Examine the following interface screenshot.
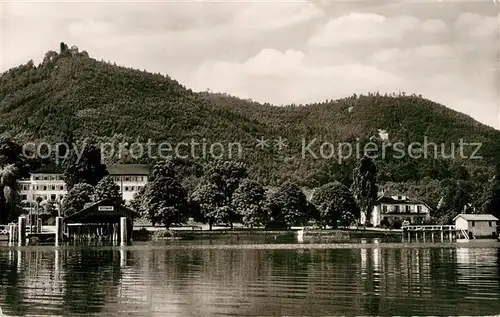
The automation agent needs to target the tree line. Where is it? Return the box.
[128,156,378,230]
[2,134,500,227]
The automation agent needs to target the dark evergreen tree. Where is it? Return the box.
[351,156,378,226]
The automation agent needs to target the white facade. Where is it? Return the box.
[365,195,431,227]
[19,174,67,203]
[18,164,150,211]
[110,175,148,204]
[454,214,498,238]
[107,164,150,205]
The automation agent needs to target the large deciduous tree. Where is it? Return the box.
[266,182,312,229]
[62,183,95,216]
[193,160,248,229]
[93,176,122,204]
[311,182,360,229]
[190,181,226,230]
[232,178,267,228]
[351,156,378,226]
[140,161,188,229]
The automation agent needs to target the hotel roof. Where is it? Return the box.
[30,164,151,175]
[107,164,151,175]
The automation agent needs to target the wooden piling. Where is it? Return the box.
[9,224,15,243]
[55,217,63,246]
[37,218,42,233]
[120,217,127,246]
[120,248,126,267]
[18,217,26,246]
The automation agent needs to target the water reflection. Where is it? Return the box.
[0,244,499,316]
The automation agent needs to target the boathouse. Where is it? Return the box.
[453,214,498,239]
[63,199,135,243]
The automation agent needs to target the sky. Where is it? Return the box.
[1,0,499,128]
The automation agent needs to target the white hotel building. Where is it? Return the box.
[18,164,151,210]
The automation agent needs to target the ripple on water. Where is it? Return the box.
[0,243,499,316]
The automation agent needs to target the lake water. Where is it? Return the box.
[0,240,499,316]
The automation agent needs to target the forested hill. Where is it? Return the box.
[1,44,499,187]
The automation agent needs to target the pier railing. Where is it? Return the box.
[402,225,456,231]
[402,224,458,242]
[0,225,8,235]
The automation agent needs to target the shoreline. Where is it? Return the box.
[132,227,405,242]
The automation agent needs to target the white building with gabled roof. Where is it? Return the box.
[453,214,498,238]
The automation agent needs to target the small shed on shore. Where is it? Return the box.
[454,214,498,238]
[64,199,135,243]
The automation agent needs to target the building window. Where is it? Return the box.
[382,205,387,213]
[59,185,64,191]
[51,185,56,190]
[417,206,422,213]
[489,221,492,227]
[472,221,475,227]
[405,205,411,212]
[395,205,400,212]
[34,176,40,180]
[125,177,130,181]
[124,186,129,191]
[50,194,56,201]
[43,186,47,191]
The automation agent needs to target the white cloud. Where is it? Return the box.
[454,13,498,37]
[68,21,117,37]
[231,1,324,31]
[194,48,403,105]
[307,13,443,47]
[421,19,447,34]
[372,45,453,64]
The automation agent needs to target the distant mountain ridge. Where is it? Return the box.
[1,44,499,187]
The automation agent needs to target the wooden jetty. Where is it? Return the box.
[1,199,134,246]
[63,199,134,245]
[402,225,466,242]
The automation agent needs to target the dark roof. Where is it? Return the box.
[377,196,425,205]
[453,214,499,222]
[29,164,151,176]
[31,164,65,174]
[107,164,151,175]
[64,199,135,223]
